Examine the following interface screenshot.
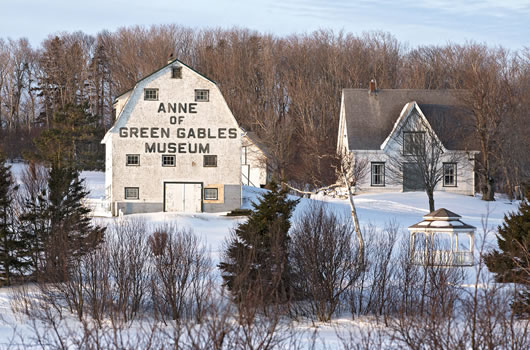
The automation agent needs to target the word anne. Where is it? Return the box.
[157,102,197,114]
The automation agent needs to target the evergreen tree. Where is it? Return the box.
[18,183,50,277]
[39,164,105,280]
[20,103,106,280]
[0,156,27,285]
[219,182,299,304]
[485,189,530,317]
[33,103,104,170]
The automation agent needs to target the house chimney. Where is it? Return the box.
[168,53,175,64]
[369,79,377,93]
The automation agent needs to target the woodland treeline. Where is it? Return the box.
[0,25,529,196]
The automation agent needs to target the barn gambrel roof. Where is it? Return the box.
[113,58,217,102]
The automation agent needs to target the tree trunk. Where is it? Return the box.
[427,189,435,212]
[502,165,513,201]
[341,165,364,269]
[481,175,495,201]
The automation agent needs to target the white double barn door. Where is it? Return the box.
[164,183,202,213]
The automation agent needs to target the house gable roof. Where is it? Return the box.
[380,101,446,151]
[342,89,477,151]
[242,129,271,159]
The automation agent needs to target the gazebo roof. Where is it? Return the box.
[424,208,461,220]
[409,208,476,232]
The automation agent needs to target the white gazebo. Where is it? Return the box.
[409,208,475,266]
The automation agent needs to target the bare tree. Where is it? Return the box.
[290,203,361,322]
[284,151,368,267]
[339,151,369,266]
[149,224,212,323]
[456,45,518,201]
[386,109,466,212]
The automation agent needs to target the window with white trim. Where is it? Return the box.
[126,154,140,166]
[371,162,385,186]
[195,89,209,102]
[204,188,218,200]
[203,155,217,167]
[144,88,158,101]
[125,187,139,200]
[443,163,457,187]
[162,155,176,167]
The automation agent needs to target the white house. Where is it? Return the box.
[102,58,255,215]
[241,130,271,188]
[337,82,478,195]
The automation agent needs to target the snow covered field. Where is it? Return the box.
[9,163,516,233]
[87,171,516,268]
[0,166,522,348]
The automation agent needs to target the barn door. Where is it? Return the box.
[184,184,202,212]
[403,163,425,192]
[164,183,202,212]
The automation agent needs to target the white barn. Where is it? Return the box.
[102,58,260,215]
[337,83,478,195]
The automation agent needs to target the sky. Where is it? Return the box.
[1,0,529,50]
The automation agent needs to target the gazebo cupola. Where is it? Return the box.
[409,208,475,266]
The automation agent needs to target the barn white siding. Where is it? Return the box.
[102,60,242,215]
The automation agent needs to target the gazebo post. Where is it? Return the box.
[425,232,436,265]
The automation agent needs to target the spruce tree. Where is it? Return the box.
[219,182,299,304]
[33,103,104,170]
[18,184,50,277]
[46,165,105,278]
[485,189,530,317]
[0,156,27,285]
[21,103,106,280]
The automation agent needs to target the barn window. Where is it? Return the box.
[443,163,457,187]
[144,88,158,101]
[403,131,425,156]
[195,89,209,102]
[125,187,139,200]
[162,155,176,167]
[126,154,140,166]
[171,66,182,79]
[203,155,217,167]
[204,188,218,200]
[371,162,385,186]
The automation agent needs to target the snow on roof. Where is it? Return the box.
[424,208,462,220]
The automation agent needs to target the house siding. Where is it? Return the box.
[241,135,269,187]
[340,92,477,196]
